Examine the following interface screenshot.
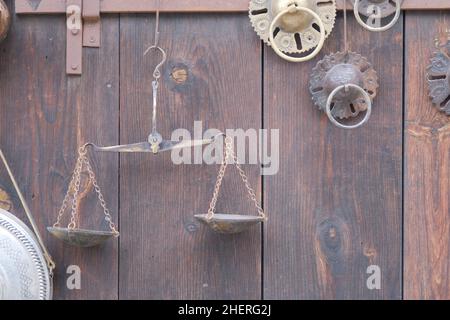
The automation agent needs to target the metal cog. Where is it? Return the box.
[427,42,450,115]
[249,0,336,55]
[309,51,379,119]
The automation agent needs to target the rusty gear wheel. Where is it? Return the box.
[309,51,379,119]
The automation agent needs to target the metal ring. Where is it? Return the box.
[268,6,326,62]
[325,84,372,129]
[353,0,401,32]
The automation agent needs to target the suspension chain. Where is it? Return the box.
[54,149,83,228]
[53,144,119,236]
[81,154,119,236]
[206,136,267,220]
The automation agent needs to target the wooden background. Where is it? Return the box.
[0,0,449,299]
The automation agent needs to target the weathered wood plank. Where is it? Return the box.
[15,0,450,14]
[263,13,403,299]
[0,2,119,299]
[404,11,450,300]
[118,13,262,299]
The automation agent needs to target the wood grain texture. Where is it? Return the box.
[0,0,119,299]
[118,13,262,299]
[263,13,403,299]
[404,11,450,300]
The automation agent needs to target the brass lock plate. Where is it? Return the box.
[249,0,336,54]
[427,39,450,115]
[309,51,378,119]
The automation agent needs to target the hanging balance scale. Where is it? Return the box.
[309,1,378,129]
[0,0,10,42]
[48,12,214,247]
[352,0,402,32]
[427,34,450,115]
[195,136,267,234]
[249,0,336,62]
[0,149,55,299]
[47,144,119,248]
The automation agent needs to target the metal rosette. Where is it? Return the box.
[351,0,398,19]
[249,0,336,55]
[309,51,378,119]
[0,209,52,300]
[427,41,450,115]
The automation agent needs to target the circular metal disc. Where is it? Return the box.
[47,226,115,248]
[249,0,336,54]
[195,213,264,234]
[351,0,398,19]
[309,51,378,119]
[0,0,11,42]
[0,209,52,300]
[427,44,450,115]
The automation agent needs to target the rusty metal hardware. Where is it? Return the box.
[427,35,450,115]
[66,0,82,74]
[249,0,336,62]
[0,0,11,42]
[352,0,402,32]
[13,0,101,75]
[48,144,119,248]
[82,0,100,47]
[309,51,378,129]
[309,3,378,129]
[195,136,267,234]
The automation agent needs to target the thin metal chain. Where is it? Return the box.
[68,149,84,229]
[54,150,83,228]
[228,149,266,219]
[81,154,119,236]
[206,136,267,220]
[206,152,229,219]
[53,144,119,236]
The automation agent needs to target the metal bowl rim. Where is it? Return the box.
[47,226,116,236]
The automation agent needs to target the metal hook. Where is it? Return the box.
[144,45,167,80]
[143,9,167,80]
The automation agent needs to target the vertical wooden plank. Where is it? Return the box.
[264,13,403,299]
[0,3,120,299]
[404,11,450,300]
[119,13,262,299]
